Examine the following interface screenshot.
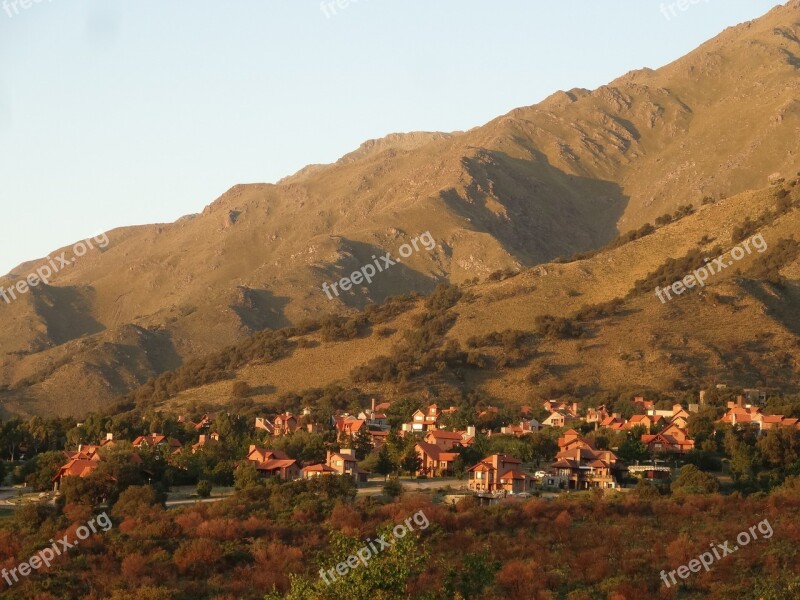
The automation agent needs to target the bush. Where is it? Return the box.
[383,479,403,499]
[196,480,213,499]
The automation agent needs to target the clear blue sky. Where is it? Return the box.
[0,0,783,275]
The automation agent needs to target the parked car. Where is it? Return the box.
[534,470,548,478]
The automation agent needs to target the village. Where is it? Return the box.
[31,386,799,505]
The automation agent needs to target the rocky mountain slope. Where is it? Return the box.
[1,1,799,417]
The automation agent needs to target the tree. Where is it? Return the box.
[757,427,800,469]
[671,464,720,495]
[374,445,395,479]
[112,485,162,519]
[352,427,374,461]
[234,462,262,490]
[618,439,650,463]
[23,450,66,491]
[196,480,213,498]
[400,450,422,477]
[730,444,759,483]
[383,478,403,499]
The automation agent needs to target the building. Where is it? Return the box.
[415,442,459,477]
[403,404,442,433]
[640,423,695,454]
[547,431,626,490]
[132,434,183,454]
[466,453,535,494]
[326,449,369,483]
[273,413,298,436]
[241,445,300,480]
[302,463,337,479]
[542,411,578,428]
[501,419,541,437]
[424,429,468,451]
[192,432,220,453]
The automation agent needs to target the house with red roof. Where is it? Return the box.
[424,429,466,451]
[132,434,183,454]
[640,423,695,454]
[302,463,337,478]
[466,453,534,494]
[325,449,369,483]
[273,413,298,436]
[415,442,459,477]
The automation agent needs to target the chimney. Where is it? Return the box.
[572,402,579,415]
[106,432,114,441]
[199,435,207,443]
[372,398,376,411]
[736,395,744,407]
[466,426,476,437]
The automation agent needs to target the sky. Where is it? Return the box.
[0,0,784,276]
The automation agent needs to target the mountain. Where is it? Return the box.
[1,1,799,418]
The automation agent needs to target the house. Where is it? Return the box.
[335,416,367,437]
[585,406,609,424]
[600,415,626,430]
[273,413,298,436]
[404,404,442,433]
[192,414,214,432]
[302,463,337,478]
[415,443,459,477]
[326,449,369,483]
[542,411,577,428]
[501,419,541,437]
[53,445,143,491]
[543,401,580,418]
[255,417,274,434]
[369,430,390,448]
[626,415,655,433]
[717,402,800,435]
[633,397,654,411]
[545,430,626,490]
[255,458,301,480]
[132,434,183,454]
[358,399,390,430]
[192,432,220,453]
[467,453,534,494]
[424,429,466,451]
[557,429,594,452]
[640,423,695,454]
[244,445,290,464]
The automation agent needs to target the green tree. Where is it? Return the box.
[671,464,720,495]
[268,525,429,600]
[23,450,66,491]
[400,450,422,477]
[383,478,403,499]
[196,480,213,498]
[374,445,395,479]
[618,439,650,463]
[730,444,759,483]
[234,461,263,490]
[352,427,374,461]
